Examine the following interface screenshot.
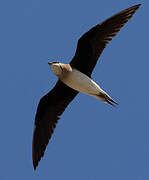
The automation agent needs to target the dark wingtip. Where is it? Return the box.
[131,4,142,12]
[122,4,141,16]
[134,4,141,7]
[33,159,38,170]
[32,158,38,170]
[33,165,37,171]
[129,4,141,9]
[137,3,141,7]
[135,4,142,10]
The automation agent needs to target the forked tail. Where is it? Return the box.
[93,92,118,107]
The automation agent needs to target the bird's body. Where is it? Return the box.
[32,4,141,170]
[61,68,103,96]
[51,63,116,104]
[62,68,117,104]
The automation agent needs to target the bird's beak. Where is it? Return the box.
[48,62,53,66]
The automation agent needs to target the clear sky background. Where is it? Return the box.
[0,0,148,179]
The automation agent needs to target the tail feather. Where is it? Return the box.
[105,99,118,107]
[107,97,118,105]
[93,92,118,107]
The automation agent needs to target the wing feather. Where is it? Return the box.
[32,80,78,169]
[70,4,141,76]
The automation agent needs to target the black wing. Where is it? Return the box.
[70,4,141,77]
[32,80,78,170]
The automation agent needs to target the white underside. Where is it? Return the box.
[60,68,106,98]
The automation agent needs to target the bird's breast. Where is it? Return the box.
[60,68,101,95]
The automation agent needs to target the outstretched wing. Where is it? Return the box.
[70,4,141,77]
[32,80,78,170]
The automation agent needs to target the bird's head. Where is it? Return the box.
[48,62,63,76]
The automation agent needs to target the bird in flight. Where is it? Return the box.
[32,4,141,170]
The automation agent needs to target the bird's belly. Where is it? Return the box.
[61,69,101,95]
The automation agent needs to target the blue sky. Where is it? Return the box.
[0,0,148,179]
